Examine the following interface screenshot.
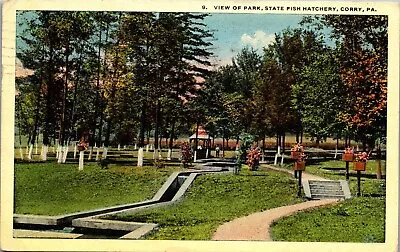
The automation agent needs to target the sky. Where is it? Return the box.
[203,13,306,67]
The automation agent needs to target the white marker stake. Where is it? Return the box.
[74,144,77,159]
[150,144,153,151]
[118,144,121,151]
[146,144,149,152]
[28,144,33,160]
[274,154,278,165]
[102,147,108,159]
[277,146,281,156]
[20,147,24,160]
[44,145,48,161]
[334,146,338,159]
[88,147,93,160]
[40,145,46,161]
[56,145,60,159]
[79,151,84,171]
[63,146,69,163]
[57,146,63,164]
[95,147,100,161]
[167,149,172,160]
[194,151,197,162]
[281,156,284,166]
[134,144,137,150]
[206,148,209,159]
[137,147,144,167]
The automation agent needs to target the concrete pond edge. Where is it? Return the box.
[13,160,234,239]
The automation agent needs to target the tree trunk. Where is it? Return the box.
[169,120,175,149]
[139,103,146,148]
[376,143,382,180]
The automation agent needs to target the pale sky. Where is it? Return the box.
[203,13,306,67]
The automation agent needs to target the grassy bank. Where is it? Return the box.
[270,160,386,242]
[14,162,182,215]
[105,169,303,240]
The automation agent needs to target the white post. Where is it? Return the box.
[206,148,209,159]
[20,147,24,160]
[74,144,77,159]
[334,146,338,159]
[56,144,60,159]
[28,144,33,160]
[146,144,149,152]
[94,142,97,148]
[124,145,127,150]
[277,146,281,156]
[62,145,68,163]
[167,149,172,160]
[102,147,108,159]
[274,154,278,165]
[118,144,121,151]
[150,144,153,151]
[137,147,144,167]
[88,146,93,160]
[95,147,100,161]
[79,151,84,170]
[41,145,47,161]
[280,155,284,166]
[194,151,197,162]
[356,145,359,152]
[134,144,137,150]
[57,145,63,164]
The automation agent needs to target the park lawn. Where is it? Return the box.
[270,159,386,242]
[14,162,183,216]
[104,169,304,240]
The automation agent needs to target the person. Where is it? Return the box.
[215,145,220,157]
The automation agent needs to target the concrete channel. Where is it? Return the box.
[13,159,236,239]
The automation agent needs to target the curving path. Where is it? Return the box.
[211,165,341,241]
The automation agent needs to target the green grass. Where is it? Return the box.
[104,169,304,240]
[270,159,386,243]
[14,162,183,215]
[270,195,385,242]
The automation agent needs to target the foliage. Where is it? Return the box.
[235,133,254,173]
[246,147,262,171]
[180,142,193,167]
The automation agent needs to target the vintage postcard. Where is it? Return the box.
[1,0,399,251]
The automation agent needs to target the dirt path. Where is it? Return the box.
[211,164,340,241]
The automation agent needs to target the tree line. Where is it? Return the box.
[16,12,387,161]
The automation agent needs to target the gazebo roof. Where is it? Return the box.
[189,126,212,140]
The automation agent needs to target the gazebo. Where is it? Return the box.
[189,126,213,159]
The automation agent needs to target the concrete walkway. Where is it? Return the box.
[211,164,341,241]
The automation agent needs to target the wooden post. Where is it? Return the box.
[357,170,361,197]
[298,170,302,197]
